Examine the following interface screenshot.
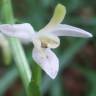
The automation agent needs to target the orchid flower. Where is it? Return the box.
[0,4,92,79]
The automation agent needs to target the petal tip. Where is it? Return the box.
[50,75,57,79]
[47,3,66,26]
[48,71,58,79]
[48,62,59,79]
[55,3,66,21]
[56,3,66,10]
[88,33,93,38]
[85,32,93,38]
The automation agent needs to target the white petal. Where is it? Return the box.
[32,48,59,79]
[0,23,35,42]
[49,24,93,38]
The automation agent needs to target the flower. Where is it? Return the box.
[0,4,92,79]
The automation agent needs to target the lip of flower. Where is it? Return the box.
[0,4,93,79]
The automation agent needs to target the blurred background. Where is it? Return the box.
[0,0,96,96]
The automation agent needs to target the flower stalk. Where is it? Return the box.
[1,0,32,95]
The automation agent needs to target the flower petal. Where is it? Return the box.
[32,48,59,79]
[49,24,93,38]
[0,23,35,42]
[39,4,66,32]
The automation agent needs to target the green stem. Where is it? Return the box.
[1,0,32,95]
[32,63,41,86]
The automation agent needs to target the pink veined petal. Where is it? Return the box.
[32,48,59,79]
[0,23,35,42]
[49,24,92,38]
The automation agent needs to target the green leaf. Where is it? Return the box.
[50,78,63,96]
[0,67,18,96]
[75,65,96,96]
[60,39,88,70]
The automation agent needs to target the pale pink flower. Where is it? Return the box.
[0,4,92,79]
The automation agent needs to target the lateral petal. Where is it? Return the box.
[49,24,93,38]
[0,23,35,42]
